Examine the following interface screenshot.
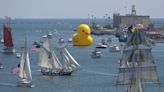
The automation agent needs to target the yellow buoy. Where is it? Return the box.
[72,24,93,46]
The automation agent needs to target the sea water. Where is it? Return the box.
[0,19,164,92]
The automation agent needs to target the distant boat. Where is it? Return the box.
[15,53,21,58]
[17,37,33,87]
[96,39,108,48]
[3,24,15,53]
[68,38,72,43]
[58,38,65,44]
[38,37,80,76]
[109,45,120,52]
[91,48,102,58]
[0,39,4,43]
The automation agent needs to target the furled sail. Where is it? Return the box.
[126,31,148,47]
[121,45,155,65]
[116,66,160,85]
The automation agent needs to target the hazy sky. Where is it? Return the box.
[0,0,163,19]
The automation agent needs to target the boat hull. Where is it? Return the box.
[3,48,15,53]
[91,53,102,58]
[96,45,107,48]
[41,71,72,76]
[17,80,32,87]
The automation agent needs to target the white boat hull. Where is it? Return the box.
[17,79,32,87]
[96,45,107,48]
[91,53,102,58]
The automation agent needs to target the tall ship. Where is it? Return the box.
[116,25,161,92]
[3,24,15,53]
[38,36,80,76]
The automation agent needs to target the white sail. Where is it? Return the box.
[19,51,26,79]
[19,49,32,82]
[42,38,50,52]
[26,52,32,81]
[38,38,53,69]
[51,50,63,73]
[38,36,80,75]
[38,37,64,73]
[38,48,52,68]
[64,48,80,68]
[62,48,80,71]
[62,53,73,72]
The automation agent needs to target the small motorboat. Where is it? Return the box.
[109,45,120,52]
[0,39,4,43]
[58,38,65,43]
[96,43,107,48]
[96,39,108,48]
[68,38,72,43]
[91,49,102,58]
[16,53,21,58]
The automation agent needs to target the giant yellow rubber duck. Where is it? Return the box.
[72,24,93,46]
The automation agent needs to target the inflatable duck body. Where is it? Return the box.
[72,24,93,46]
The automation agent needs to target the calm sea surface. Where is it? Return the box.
[0,19,164,92]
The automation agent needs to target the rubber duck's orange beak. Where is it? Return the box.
[85,32,91,35]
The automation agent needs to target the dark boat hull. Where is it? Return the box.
[41,71,72,76]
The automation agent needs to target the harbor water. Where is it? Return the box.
[0,19,164,92]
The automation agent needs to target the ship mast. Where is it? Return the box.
[116,24,160,92]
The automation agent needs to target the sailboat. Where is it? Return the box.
[116,26,160,92]
[17,37,33,87]
[3,24,15,53]
[38,37,80,76]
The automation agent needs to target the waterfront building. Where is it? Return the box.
[113,5,151,28]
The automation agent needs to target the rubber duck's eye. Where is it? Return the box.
[82,30,84,32]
